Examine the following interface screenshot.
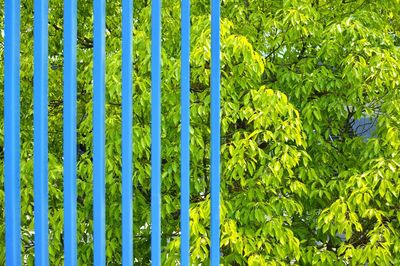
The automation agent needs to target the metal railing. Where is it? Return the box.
[2,0,221,265]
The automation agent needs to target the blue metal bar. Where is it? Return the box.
[4,0,21,265]
[93,0,106,265]
[122,0,133,265]
[33,0,49,265]
[151,0,161,264]
[63,0,78,264]
[180,0,190,265]
[210,0,221,264]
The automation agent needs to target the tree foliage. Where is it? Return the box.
[0,0,400,265]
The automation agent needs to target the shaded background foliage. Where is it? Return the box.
[0,0,400,265]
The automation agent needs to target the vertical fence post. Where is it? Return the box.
[33,0,49,264]
[63,0,78,264]
[122,0,134,265]
[180,0,191,265]
[151,0,161,264]
[93,0,106,265]
[4,0,21,265]
[210,0,221,264]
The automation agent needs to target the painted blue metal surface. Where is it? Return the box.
[4,0,21,265]
[180,0,191,265]
[63,0,78,264]
[151,0,162,264]
[122,0,134,265]
[33,0,49,265]
[2,2,223,264]
[93,0,106,265]
[210,0,221,265]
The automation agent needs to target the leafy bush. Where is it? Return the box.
[0,0,399,265]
